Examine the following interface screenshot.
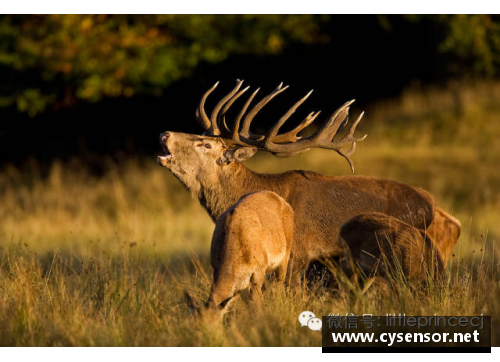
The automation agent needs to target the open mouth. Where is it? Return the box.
[157,143,173,166]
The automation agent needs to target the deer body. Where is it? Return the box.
[159,131,435,279]
[208,191,294,309]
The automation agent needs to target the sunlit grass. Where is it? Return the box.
[0,80,499,346]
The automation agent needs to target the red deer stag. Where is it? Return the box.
[339,212,444,284]
[158,80,436,283]
[207,191,294,313]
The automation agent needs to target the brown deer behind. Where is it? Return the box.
[207,191,294,312]
[339,212,444,284]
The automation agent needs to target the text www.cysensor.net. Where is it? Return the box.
[322,315,490,348]
[331,331,481,346]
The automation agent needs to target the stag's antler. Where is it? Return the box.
[195,80,367,172]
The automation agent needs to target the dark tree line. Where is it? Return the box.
[0,15,499,166]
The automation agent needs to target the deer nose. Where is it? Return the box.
[160,132,170,144]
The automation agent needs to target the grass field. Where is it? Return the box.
[0,80,499,346]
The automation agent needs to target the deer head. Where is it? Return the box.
[158,80,367,195]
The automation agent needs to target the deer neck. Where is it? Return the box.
[198,162,277,221]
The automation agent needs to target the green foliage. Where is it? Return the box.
[0,15,324,115]
[383,15,500,77]
[438,15,500,76]
[2,15,500,117]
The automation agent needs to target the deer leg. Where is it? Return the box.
[249,269,265,304]
[286,258,307,290]
[277,254,290,284]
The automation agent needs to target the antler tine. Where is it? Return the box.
[221,85,250,116]
[272,111,322,143]
[218,85,250,136]
[332,111,367,173]
[337,142,357,173]
[257,100,366,173]
[231,88,260,142]
[312,99,355,143]
[209,80,244,136]
[264,89,314,146]
[195,81,219,132]
[240,83,289,138]
[339,111,367,143]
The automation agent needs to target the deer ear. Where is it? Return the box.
[219,147,257,165]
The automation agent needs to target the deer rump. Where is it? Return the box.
[426,207,461,265]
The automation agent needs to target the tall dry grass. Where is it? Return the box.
[0,80,499,346]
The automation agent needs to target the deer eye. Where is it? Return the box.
[204,143,212,149]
